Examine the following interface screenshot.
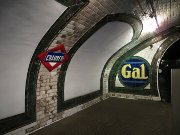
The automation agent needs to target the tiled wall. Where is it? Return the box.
[115,39,167,89]
[4,0,180,134]
[101,0,180,94]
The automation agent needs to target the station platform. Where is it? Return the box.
[31,98,172,135]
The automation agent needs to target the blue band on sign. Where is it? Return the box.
[119,56,150,88]
[45,52,65,62]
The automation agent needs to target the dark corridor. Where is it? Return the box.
[158,40,180,103]
[158,61,171,102]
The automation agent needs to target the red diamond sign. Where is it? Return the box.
[37,44,69,72]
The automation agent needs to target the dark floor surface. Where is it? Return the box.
[31,98,172,135]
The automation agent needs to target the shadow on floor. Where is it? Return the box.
[31,98,172,135]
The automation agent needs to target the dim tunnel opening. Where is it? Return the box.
[158,39,180,103]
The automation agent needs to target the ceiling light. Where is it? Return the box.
[142,15,163,34]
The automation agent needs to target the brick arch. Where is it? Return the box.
[24,0,180,133]
[58,13,142,111]
[1,2,88,134]
[0,1,86,134]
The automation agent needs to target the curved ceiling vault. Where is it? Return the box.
[35,0,179,132]
[33,0,180,112]
[53,0,179,109]
[1,0,180,134]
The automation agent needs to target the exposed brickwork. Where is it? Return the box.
[7,0,180,134]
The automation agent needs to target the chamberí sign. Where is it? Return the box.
[38,44,69,72]
[119,56,150,88]
[45,52,65,62]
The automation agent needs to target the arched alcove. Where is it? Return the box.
[57,13,142,111]
[0,0,180,134]
[64,22,133,100]
[108,27,180,98]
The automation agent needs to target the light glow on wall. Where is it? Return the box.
[142,15,164,34]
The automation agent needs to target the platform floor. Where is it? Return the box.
[31,98,172,135]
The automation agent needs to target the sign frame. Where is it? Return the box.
[118,56,151,89]
[37,44,69,72]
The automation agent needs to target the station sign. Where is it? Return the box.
[119,56,150,88]
[38,44,69,72]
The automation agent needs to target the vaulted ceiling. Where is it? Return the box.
[55,0,180,50]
